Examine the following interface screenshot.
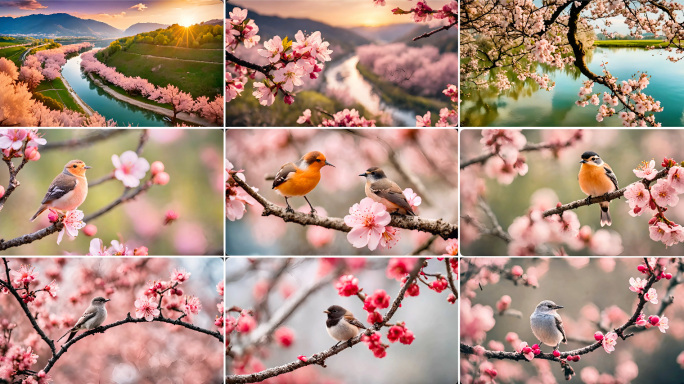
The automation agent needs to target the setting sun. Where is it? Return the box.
[179,16,194,27]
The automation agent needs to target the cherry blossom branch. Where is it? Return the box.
[460,135,581,170]
[412,21,457,41]
[444,258,458,300]
[541,168,669,218]
[461,259,669,376]
[232,175,457,239]
[0,141,30,212]
[226,258,426,384]
[43,311,223,374]
[225,51,270,77]
[0,258,56,354]
[41,129,128,151]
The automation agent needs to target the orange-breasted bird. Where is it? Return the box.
[30,159,91,222]
[272,151,334,214]
[578,151,618,226]
[359,167,415,216]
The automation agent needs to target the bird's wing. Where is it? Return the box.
[41,174,77,204]
[370,179,414,214]
[555,314,567,343]
[604,164,619,190]
[272,163,297,189]
[73,306,98,329]
[344,313,366,329]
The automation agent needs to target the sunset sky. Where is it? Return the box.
[230,0,419,27]
[0,0,223,30]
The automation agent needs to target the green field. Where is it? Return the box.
[126,43,222,63]
[356,63,448,118]
[0,42,23,47]
[99,43,221,98]
[594,39,675,48]
[0,46,27,66]
[34,78,85,114]
[90,72,173,112]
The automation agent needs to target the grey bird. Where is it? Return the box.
[58,296,110,343]
[324,305,366,347]
[359,167,415,215]
[530,300,567,350]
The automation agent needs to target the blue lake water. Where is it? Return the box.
[461,47,684,127]
[61,49,168,127]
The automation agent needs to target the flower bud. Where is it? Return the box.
[553,350,561,358]
[151,161,165,175]
[48,210,59,222]
[594,331,604,341]
[0,185,4,199]
[153,172,170,185]
[83,224,97,237]
[24,146,40,161]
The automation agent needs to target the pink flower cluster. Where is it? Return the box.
[635,313,669,333]
[335,274,360,296]
[227,7,332,106]
[87,237,148,256]
[624,158,684,246]
[361,332,388,358]
[26,43,92,81]
[226,160,256,221]
[0,129,46,160]
[80,51,223,124]
[56,209,86,245]
[297,108,376,127]
[344,198,400,251]
[415,108,458,127]
[0,321,46,383]
[386,322,415,345]
[134,269,202,321]
[515,341,541,361]
[7,264,59,305]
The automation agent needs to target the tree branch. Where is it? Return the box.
[460,135,582,170]
[41,130,128,151]
[412,21,457,41]
[226,258,426,384]
[231,175,457,239]
[541,168,669,218]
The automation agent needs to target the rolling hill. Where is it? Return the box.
[122,23,169,37]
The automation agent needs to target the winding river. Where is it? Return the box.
[324,55,417,126]
[61,46,168,127]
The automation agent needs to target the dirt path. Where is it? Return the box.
[59,74,94,116]
[21,44,47,62]
[87,73,213,126]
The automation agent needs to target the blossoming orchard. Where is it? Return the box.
[226,257,457,383]
[460,258,683,382]
[461,129,684,256]
[461,0,684,127]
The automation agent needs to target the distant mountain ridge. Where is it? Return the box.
[0,13,121,38]
[122,23,169,37]
[236,8,370,52]
[353,24,418,44]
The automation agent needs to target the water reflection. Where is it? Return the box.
[462,47,684,126]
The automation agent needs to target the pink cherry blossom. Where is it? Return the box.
[378,226,400,249]
[236,311,256,333]
[416,111,431,127]
[112,150,150,188]
[344,198,391,251]
[650,179,678,207]
[668,166,684,193]
[629,277,647,293]
[624,182,650,216]
[0,129,27,150]
[258,36,284,63]
[134,295,160,321]
[10,265,37,286]
[252,82,275,106]
[386,258,418,281]
[461,299,495,344]
[273,62,304,93]
[644,288,658,304]
[602,331,618,353]
[56,210,86,245]
[184,296,202,315]
[402,188,421,212]
[297,109,312,125]
[171,268,190,284]
[496,295,512,313]
[274,326,295,347]
[633,160,657,180]
[516,341,535,361]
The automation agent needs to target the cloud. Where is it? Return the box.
[98,11,127,19]
[129,3,147,11]
[0,0,47,10]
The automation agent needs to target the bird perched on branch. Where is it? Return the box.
[57,296,110,343]
[272,151,334,215]
[359,167,415,215]
[324,305,366,347]
[30,159,91,222]
[578,151,618,226]
[530,300,567,350]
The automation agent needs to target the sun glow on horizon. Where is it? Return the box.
[178,16,195,28]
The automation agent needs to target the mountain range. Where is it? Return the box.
[0,13,208,38]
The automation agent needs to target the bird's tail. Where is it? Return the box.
[30,205,46,222]
[600,202,611,227]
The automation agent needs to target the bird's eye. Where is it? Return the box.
[72,165,77,168]
[316,159,321,162]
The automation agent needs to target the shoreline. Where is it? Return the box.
[87,73,213,127]
[60,72,94,117]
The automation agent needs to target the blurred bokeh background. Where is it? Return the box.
[460,129,684,256]
[226,257,458,384]
[0,129,223,255]
[0,257,223,383]
[226,128,458,255]
[460,257,684,383]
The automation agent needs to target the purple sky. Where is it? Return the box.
[229,0,419,27]
[0,0,223,29]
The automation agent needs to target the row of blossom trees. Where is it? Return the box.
[80,51,224,125]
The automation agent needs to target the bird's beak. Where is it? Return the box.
[325,161,335,167]
[84,165,92,169]
[323,310,330,314]
[105,299,111,302]
[579,160,587,164]
[358,172,366,177]
[553,305,564,309]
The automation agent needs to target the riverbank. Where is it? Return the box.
[87,73,211,126]
[593,39,675,48]
[60,74,93,116]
